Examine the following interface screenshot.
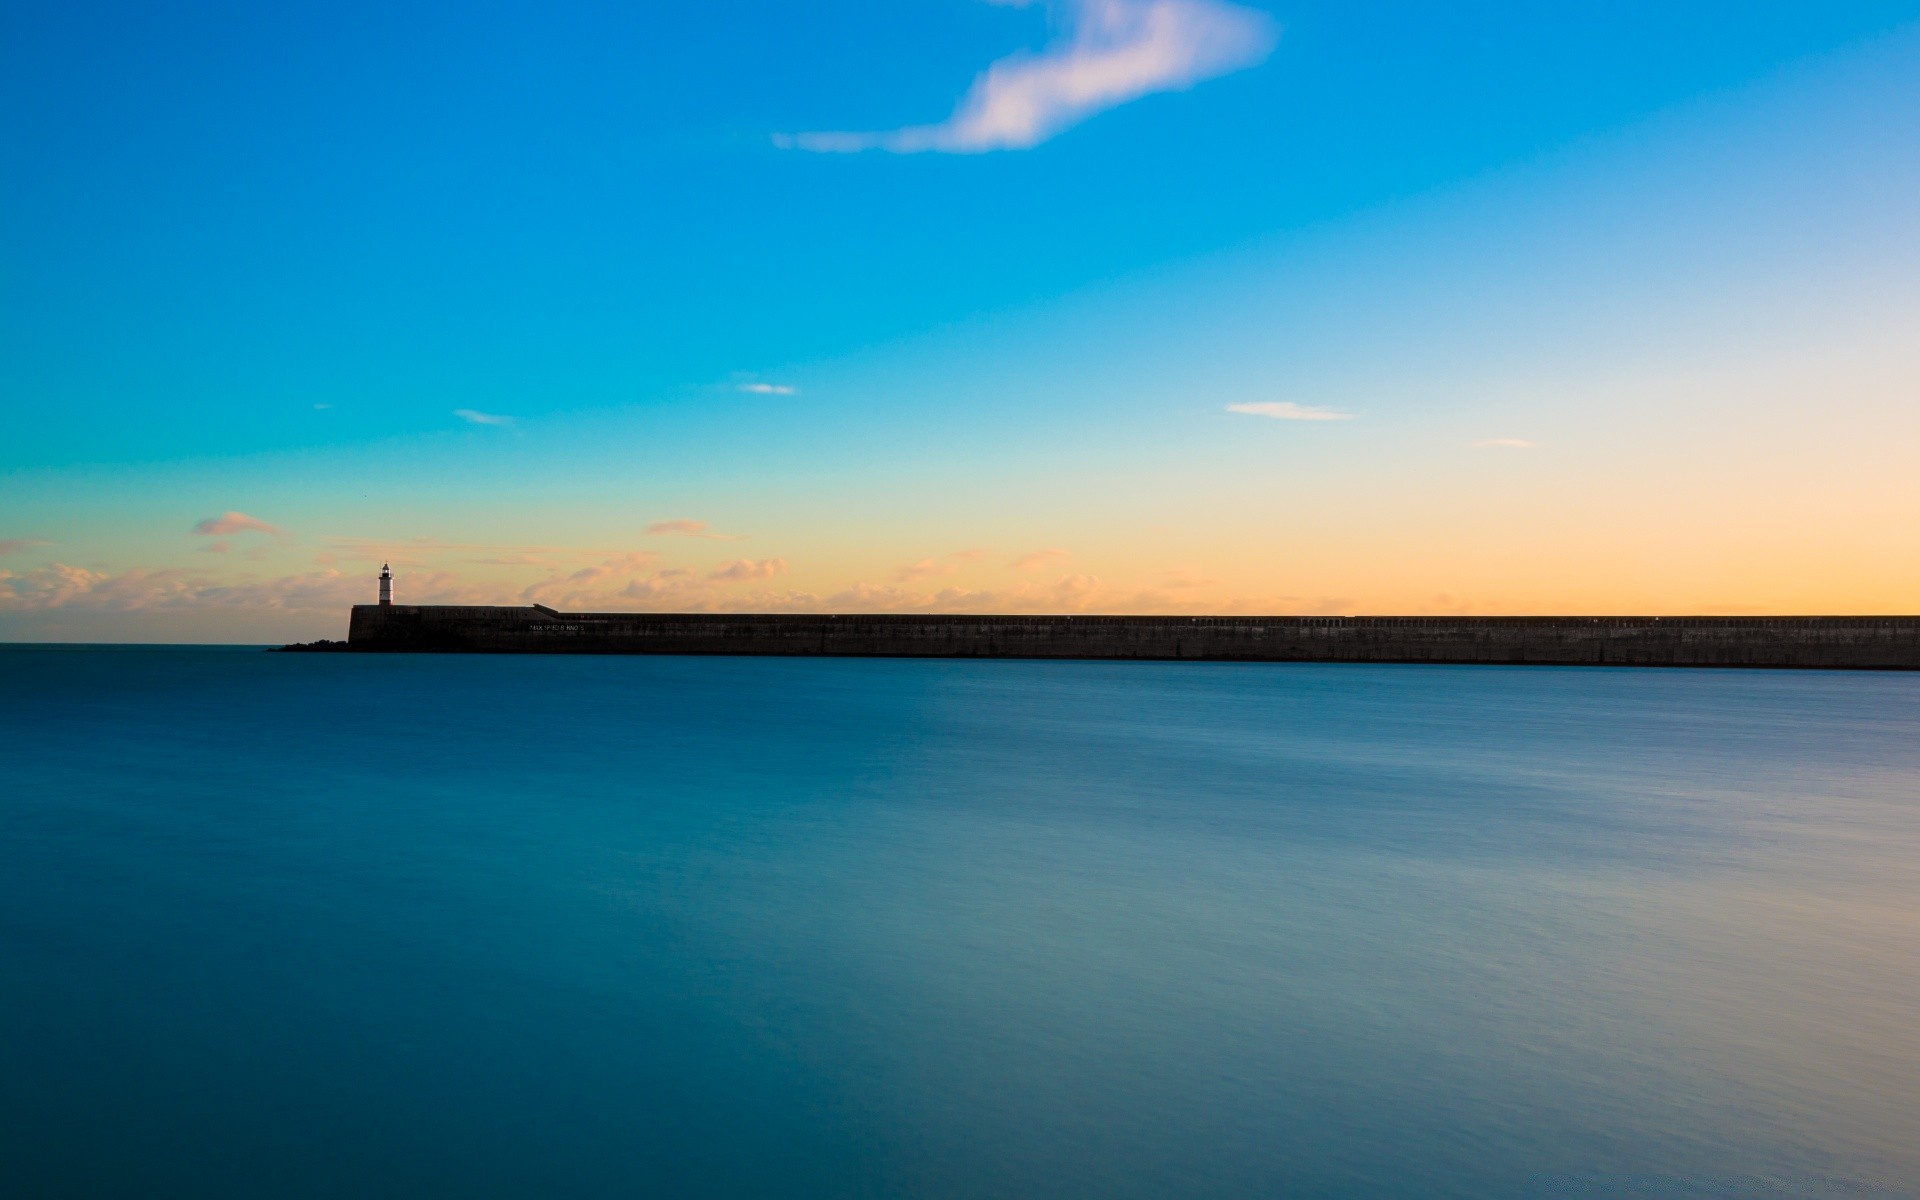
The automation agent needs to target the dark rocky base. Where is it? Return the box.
[272,639,352,652]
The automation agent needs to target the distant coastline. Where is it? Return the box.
[267,604,1920,670]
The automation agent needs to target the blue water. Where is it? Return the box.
[3,647,1917,1199]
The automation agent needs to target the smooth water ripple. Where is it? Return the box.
[2,647,1916,1198]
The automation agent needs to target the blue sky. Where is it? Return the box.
[4,1,1920,638]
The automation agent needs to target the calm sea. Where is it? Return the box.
[3,646,1917,1199]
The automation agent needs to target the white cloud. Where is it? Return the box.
[454,409,514,426]
[192,511,281,537]
[0,537,51,556]
[738,383,797,395]
[1226,402,1356,421]
[783,0,1277,154]
[1472,438,1536,448]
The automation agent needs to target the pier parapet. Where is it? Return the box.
[343,605,1920,669]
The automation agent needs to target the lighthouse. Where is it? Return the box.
[379,563,393,607]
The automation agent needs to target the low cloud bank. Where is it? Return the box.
[3,555,1351,623]
[0,564,487,613]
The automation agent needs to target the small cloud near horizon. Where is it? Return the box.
[896,548,992,581]
[738,383,797,395]
[0,537,52,556]
[192,512,281,537]
[780,0,1277,154]
[1473,438,1536,448]
[894,558,956,583]
[710,558,787,582]
[646,519,741,540]
[647,519,710,536]
[1226,402,1356,421]
[1010,548,1070,571]
[454,409,514,427]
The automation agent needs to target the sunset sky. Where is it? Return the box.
[5,0,1920,641]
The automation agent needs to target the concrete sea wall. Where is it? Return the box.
[346,605,1920,669]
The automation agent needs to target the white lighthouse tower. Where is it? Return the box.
[379,562,393,607]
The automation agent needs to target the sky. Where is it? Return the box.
[4,0,1920,641]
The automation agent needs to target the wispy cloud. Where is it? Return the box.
[782,0,1277,154]
[1472,438,1536,449]
[894,558,956,583]
[313,403,332,410]
[647,519,710,536]
[645,519,741,540]
[521,552,665,607]
[521,556,790,610]
[622,567,698,600]
[894,549,991,581]
[709,558,787,582]
[821,571,1102,613]
[0,537,51,556]
[192,512,281,537]
[1010,547,1071,571]
[738,383,797,395]
[453,409,514,427]
[1226,402,1356,421]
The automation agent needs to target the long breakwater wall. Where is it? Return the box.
[345,605,1920,669]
